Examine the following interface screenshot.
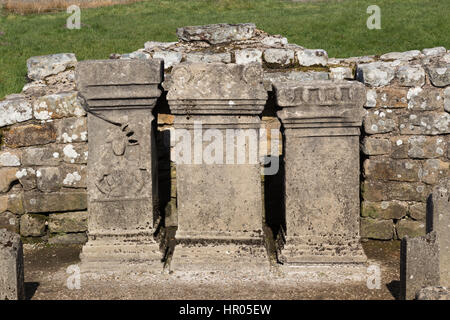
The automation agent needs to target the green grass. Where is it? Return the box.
[0,0,449,98]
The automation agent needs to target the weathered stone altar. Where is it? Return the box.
[76,59,163,271]
[167,63,269,271]
[0,229,24,300]
[400,178,450,299]
[274,80,368,265]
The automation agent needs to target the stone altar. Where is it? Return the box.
[167,63,269,271]
[274,80,368,265]
[76,59,163,272]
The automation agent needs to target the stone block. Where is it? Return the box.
[362,200,407,220]
[23,191,87,213]
[3,122,56,148]
[361,137,391,155]
[409,202,426,221]
[0,193,23,215]
[444,87,450,113]
[329,66,353,80]
[407,87,443,111]
[33,91,85,120]
[21,145,61,166]
[360,218,393,240]
[390,137,409,159]
[176,23,256,44]
[356,62,395,87]
[400,231,439,300]
[185,52,231,63]
[380,50,421,61]
[422,47,446,56]
[416,286,450,300]
[363,109,397,134]
[407,135,446,159]
[296,49,328,66]
[27,53,76,81]
[429,179,450,287]
[396,65,425,87]
[375,87,408,109]
[15,168,36,191]
[362,180,429,202]
[363,158,420,182]
[144,41,177,52]
[399,113,449,135]
[420,159,449,185]
[60,165,86,188]
[234,49,263,64]
[365,89,377,107]
[48,211,88,233]
[48,233,87,245]
[0,168,18,193]
[397,219,426,239]
[426,62,450,87]
[263,49,295,67]
[0,95,32,128]
[20,213,46,237]
[167,63,267,102]
[260,35,288,46]
[264,71,329,84]
[0,151,21,167]
[36,167,60,193]
[152,51,182,70]
[0,229,25,300]
[0,212,19,233]
[61,144,88,164]
[56,117,87,143]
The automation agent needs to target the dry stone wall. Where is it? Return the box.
[0,23,449,244]
[0,54,88,244]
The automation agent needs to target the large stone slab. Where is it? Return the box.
[176,23,256,44]
[167,63,268,272]
[400,231,440,300]
[429,179,450,287]
[0,229,25,300]
[76,59,164,272]
[274,80,367,264]
[27,53,77,81]
[400,178,450,299]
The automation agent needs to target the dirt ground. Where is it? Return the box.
[23,240,401,300]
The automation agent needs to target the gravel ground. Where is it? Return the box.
[23,240,401,300]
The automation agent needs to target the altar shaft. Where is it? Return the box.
[274,80,368,264]
[167,63,269,271]
[76,59,163,271]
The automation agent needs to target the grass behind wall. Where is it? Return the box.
[1,0,142,14]
[0,0,449,98]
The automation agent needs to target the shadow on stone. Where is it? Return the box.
[24,282,39,300]
[386,280,401,300]
[263,153,285,264]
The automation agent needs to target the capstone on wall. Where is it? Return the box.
[0,23,449,244]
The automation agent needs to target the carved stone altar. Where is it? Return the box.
[167,63,269,271]
[274,80,368,265]
[76,59,163,272]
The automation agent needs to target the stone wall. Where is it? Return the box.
[0,54,88,244]
[358,50,449,240]
[0,23,448,243]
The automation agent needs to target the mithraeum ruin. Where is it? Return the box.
[0,23,449,299]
